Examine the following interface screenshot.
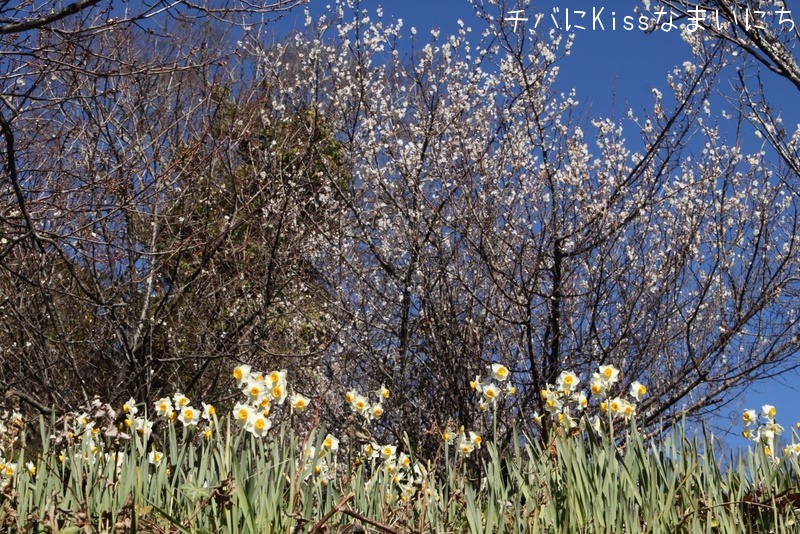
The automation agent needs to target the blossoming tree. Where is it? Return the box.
[251,1,800,447]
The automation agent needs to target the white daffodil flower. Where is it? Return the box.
[457,437,474,457]
[470,374,484,392]
[154,397,173,419]
[323,433,339,452]
[573,390,589,410]
[376,384,390,400]
[270,382,288,405]
[172,392,190,408]
[556,370,579,393]
[742,409,757,425]
[245,380,266,404]
[369,403,384,420]
[598,365,620,384]
[290,393,310,413]
[201,403,216,421]
[268,369,287,386]
[177,406,200,427]
[491,363,510,382]
[351,394,370,416]
[148,450,163,467]
[380,444,397,461]
[248,413,272,437]
[629,381,647,401]
[232,364,251,388]
[590,373,608,396]
[122,397,138,416]
[364,442,380,459]
[469,431,482,449]
[233,403,254,427]
[482,383,501,403]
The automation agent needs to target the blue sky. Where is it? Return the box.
[272,0,800,447]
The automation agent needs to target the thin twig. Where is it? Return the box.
[340,508,405,534]
[308,492,354,533]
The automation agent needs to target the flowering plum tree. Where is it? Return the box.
[246,1,800,447]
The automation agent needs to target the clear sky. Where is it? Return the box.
[271,0,800,449]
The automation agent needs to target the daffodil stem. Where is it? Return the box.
[492,403,498,448]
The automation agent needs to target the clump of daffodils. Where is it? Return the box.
[471,363,516,412]
[345,384,390,423]
[534,364,647,432]
[442,425,482,458]
[784,443,800,457]
[47,400,135,473]
[232,364,309,438]
[299,432,341,486]
[0,406,25,458]
[151,392,214,432]
[742,404,786,459]
[121,397,153,441]
[362,440,437,504]
[149,392,216,451]
[0,457,16,490]
[300,441,335,485]
[0,406,26,489]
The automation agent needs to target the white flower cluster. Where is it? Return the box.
[470,363,516,412]
[0,457,17,490]
[151,394,215,431]
[742,404,787,459]
[231,364,310,438]
[50,407,128,472]
[442,426,483,458]
[362,441,438,504]
[0,407,25,487]
[342,382,437,501]
[345,384,390,422]
[122,398,155,440]
[300,433,340,486]
[144,393,216,465]
[535,364,647,431]
[0,408,24,454]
